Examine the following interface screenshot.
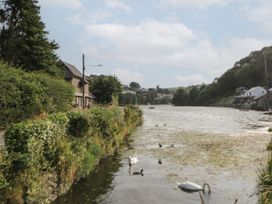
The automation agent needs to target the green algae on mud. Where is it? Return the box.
[150,131,269,176]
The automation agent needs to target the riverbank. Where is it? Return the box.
[0,105,142,204]
[60,105,271,204]
[259,140,272,203]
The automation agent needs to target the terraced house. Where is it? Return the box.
[62,61,95,108]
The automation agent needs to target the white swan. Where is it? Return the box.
[128,156,138,166]
[176,181,211,194]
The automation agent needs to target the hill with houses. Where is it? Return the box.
[172,45,272,110]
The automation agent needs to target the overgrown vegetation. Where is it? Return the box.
[0,62,75,128]
[259,142,272,204]
[0,106,142,204]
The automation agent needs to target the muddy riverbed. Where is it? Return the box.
[54,106,272,204]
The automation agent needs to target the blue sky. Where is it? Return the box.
[39,0,272,88]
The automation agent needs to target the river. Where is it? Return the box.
[54,106,272,204]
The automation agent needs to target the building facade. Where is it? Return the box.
[61,61,95,108]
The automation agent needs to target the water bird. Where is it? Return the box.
[128,156,138,166]
[133,169,144,176]
[159,143,162,148]
[176,181,211,194]
[158,158,162,164]
[170,144,175,148]
[163,123,167,126]
[234,198,238,204]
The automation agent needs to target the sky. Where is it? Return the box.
[39,0,272,88]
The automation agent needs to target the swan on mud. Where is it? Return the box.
[128,156,138,166]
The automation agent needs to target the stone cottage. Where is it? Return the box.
[61,61,95,108]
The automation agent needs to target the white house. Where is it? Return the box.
[243,86,267,99]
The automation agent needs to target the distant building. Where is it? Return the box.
[253,88,272,110]
[61,61,95,108]
[234,86,272,110]
[243,86,266,99]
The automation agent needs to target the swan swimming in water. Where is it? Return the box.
[176,181,211,193]
[176,181,238,204]
[128,156,138,166]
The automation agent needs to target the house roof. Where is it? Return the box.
[246,86,266,93]
[62,60,82,79]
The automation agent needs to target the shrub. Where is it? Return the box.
[80,144,102,176]
[0,62,74,127]
[260,141,272,203]
[0,105,143,203]
[4,120,62,173]
[67,112,90,138]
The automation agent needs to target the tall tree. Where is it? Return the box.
[172,88,190,106]
[0,0,60,75]
[129,81,141,91]
[90,75,122,104]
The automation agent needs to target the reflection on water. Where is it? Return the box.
[54,106,272,204]
[54,153,122,204]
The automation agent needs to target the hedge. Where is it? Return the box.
[0,105,142,203]
[259,142,272,204]
[0,62,75,127]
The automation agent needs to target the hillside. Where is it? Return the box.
[172,45,272,106]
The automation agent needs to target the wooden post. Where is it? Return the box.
[264,53,271,111]
[82,54,85,109]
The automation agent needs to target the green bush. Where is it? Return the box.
[67,112,90,138]
[0,62,74,127]
[0,105,142,203]
[4,120,62,173]
[260,141,272,204]
[124,105,143,126]
[80,144,102,176]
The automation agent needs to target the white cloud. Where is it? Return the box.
[85,20,196,62]
[177,75,209,86]
[104,0,132,13]
[112,68,144,85]
[244,0,272,33]
[157,0,229,9]
[66,10,113,25]
[39,0,83,10]
[84,20,271,85]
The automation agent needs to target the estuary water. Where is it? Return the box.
[54,106,272,204]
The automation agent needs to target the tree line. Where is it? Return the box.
[119,82,173,105]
